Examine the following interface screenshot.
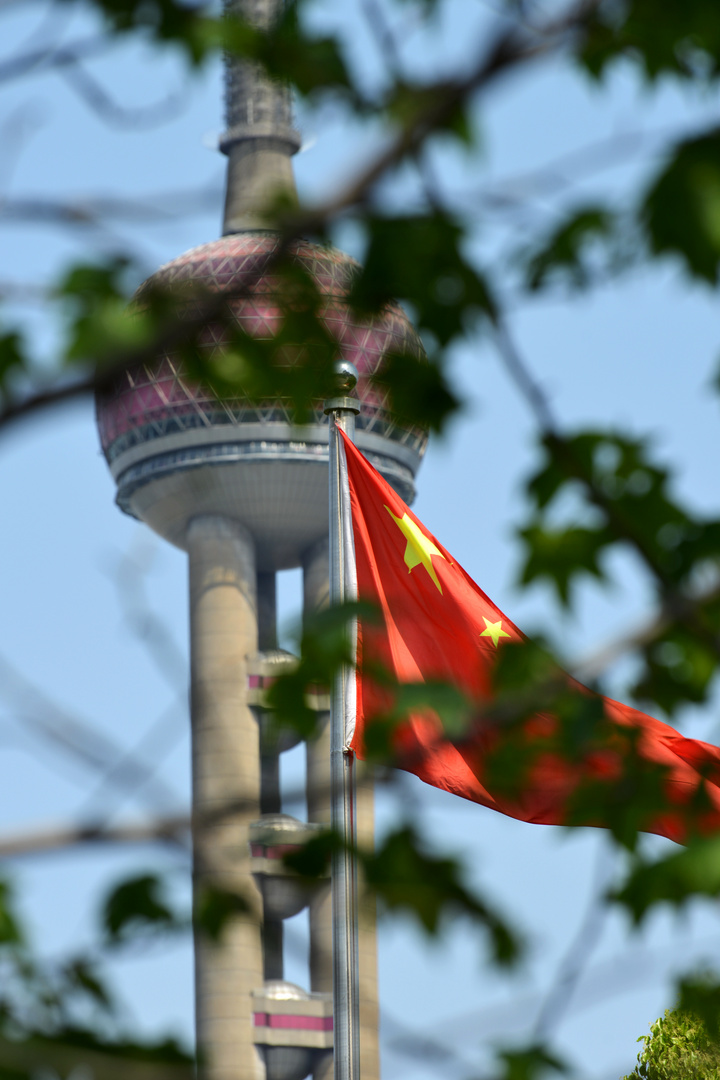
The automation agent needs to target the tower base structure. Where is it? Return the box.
[186,515,379,1080]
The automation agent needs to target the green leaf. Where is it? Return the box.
[362,679,473,762]
[677,973,720,1041]
[371,349,461,434]
[518,523,611,607]
[363,826,520,965]
[63,0,218,64]
[634,626,719,714]
[562,726,675,851]
[0,880,24,948]
[56,257,150,366]
[208,7,355,101]
[385,80,473,146]
[521,206,619,293]
[194,886,249,945]
[622,1006,720,1079]
[496,1044,568,1080]
[0,1030,194,1080]
[643,131,720,284]
[264,601,376,739]
[0,332,27,405]
[524,431,702,587]
[349,213,496,346]
[579,0,720,83]
[102,873,181,944]
[613,835,720,923]
[60,959,113,1012]
[282,830,338,879]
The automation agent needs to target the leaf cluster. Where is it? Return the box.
[622,1001,720,1080]
[284,823,519,966]
[518,431,720,714]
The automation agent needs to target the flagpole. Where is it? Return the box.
[325,359,361,1080]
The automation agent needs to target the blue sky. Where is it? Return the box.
[1,2,720,1078]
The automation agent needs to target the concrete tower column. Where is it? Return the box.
[303,537,381,1080]
[187,515,264,1080]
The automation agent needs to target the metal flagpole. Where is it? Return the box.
[325,359,361,1080]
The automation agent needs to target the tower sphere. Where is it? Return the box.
[96,232,428,571]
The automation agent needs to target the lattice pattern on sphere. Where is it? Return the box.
[96,234,429,466]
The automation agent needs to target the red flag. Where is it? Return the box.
[340,431,720,844]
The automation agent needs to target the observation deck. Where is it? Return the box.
[96,233,428,570]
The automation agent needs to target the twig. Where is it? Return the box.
[492,312,559,434]
[0,35,112,84]
[492,310,720,662]
[0,185,221,228]
[58,61,189,130]
[0,652,181,812]
[0,815,191,857]
[532,840,613,1039]
[0,0,602,438]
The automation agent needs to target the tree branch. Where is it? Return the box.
[0,815,191,858]
[0,35,112,84]
[58,60,188,130]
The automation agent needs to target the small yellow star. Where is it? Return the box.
[480,617,510,648]
[385,506,445,593]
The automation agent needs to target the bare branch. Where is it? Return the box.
[0,815,190,858]
[0,0,603,440]
[293,0,601,228]
[0,652,182,812]
[0,35,112,85]
[359,0,405,77]
[58,60,189,130]
[492,313,559,434]
[0,185,221,229]
[532,841,614,1039]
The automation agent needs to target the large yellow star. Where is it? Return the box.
[385,506,445,593]
[480,617,510,647]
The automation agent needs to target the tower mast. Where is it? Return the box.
[97,2,428,1078]
[220,0,301,234]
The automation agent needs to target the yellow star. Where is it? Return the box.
[480,617,510,648]
[385,506,445,593]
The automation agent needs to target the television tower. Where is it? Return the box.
[96,3,427,1079]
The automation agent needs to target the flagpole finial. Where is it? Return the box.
[324,360,360,416]
[333,359,359,394]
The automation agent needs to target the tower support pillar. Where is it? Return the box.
[188,514,264,1080]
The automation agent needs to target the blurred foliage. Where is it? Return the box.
[613,834,720,923]
[363,825,518,964]
[283,823,519,965]
[102,872,185,944]
[264,601,374,738]
[495,1045,568,1080]
[0,875,192,1078]
[580,0,720,83]
[4,0,720,1076]
[520,205,625,293]
[644,132,720,285]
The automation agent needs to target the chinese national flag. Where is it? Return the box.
[340,431,720,845]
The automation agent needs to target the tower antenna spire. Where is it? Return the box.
[220,0,302,234]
